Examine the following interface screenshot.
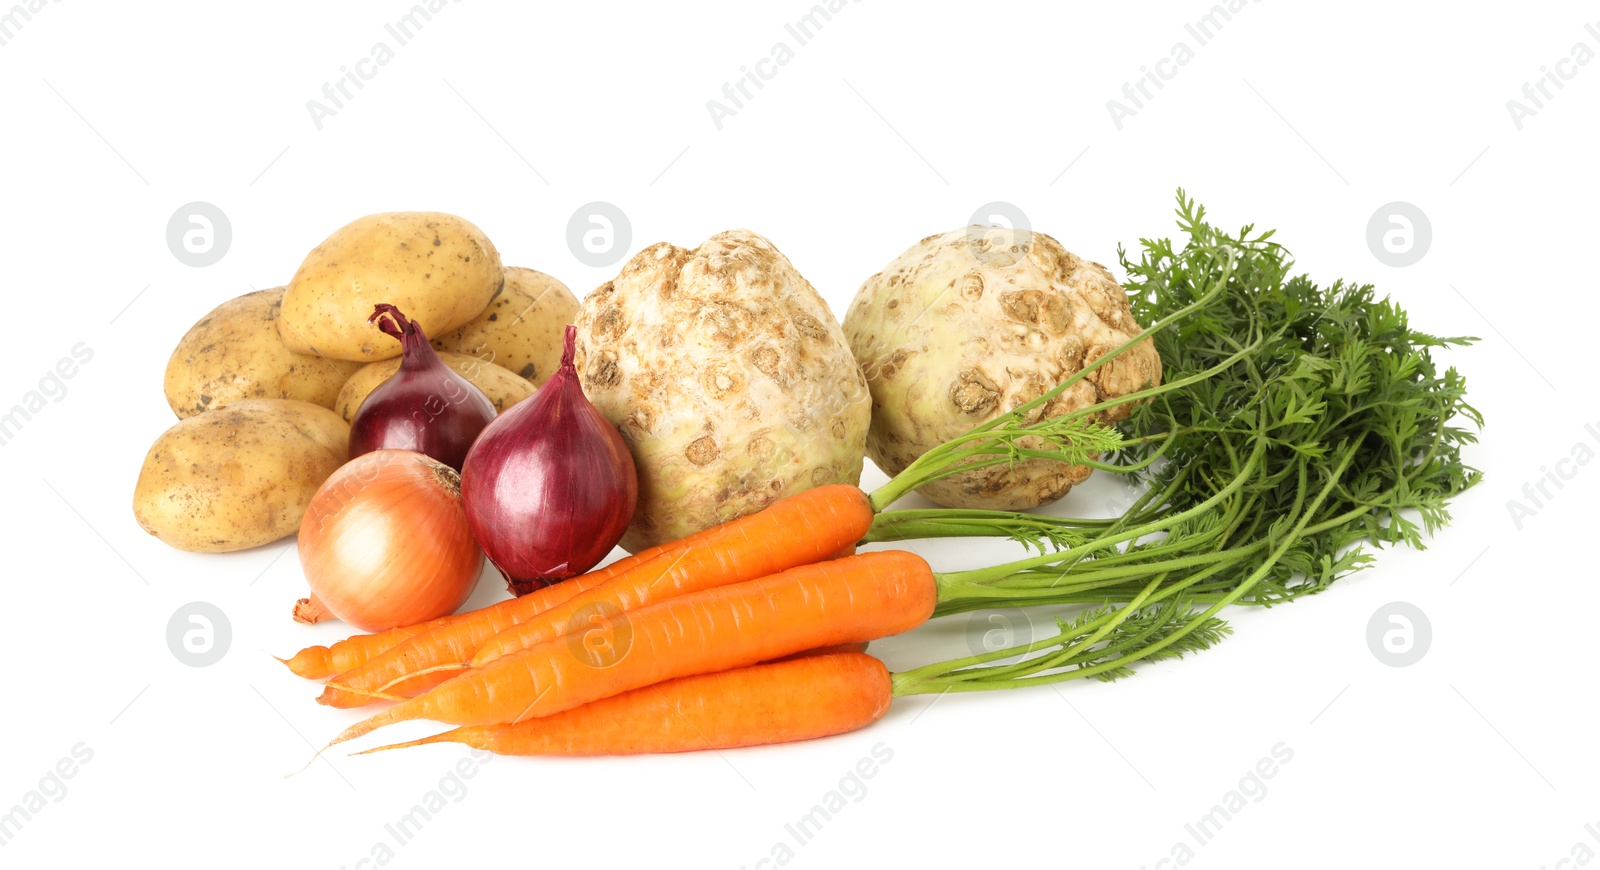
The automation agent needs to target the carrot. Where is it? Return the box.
[467,499,876,669]
[280,545,679,681]
[773,641,867,662]
[285,548,700,683]
[452,512,866,671]
[278,617,455,680]
[316,548,673,706]
[319,550,935,751]
[319,484,874,707]
[355,652,891,757]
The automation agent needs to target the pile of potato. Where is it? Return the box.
[133,213,578,553]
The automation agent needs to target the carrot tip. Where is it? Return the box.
[324,707,401,754]
[296,712,396,774]
[288,746,329,778]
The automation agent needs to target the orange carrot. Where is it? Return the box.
[355,652,891,757]
[773,642,868,662]
[278,617,455,680]
[468,498,878,668]
[320,550,935,751]
[317,548,671,706]
[319,484,874,707]
[295,525,864,687]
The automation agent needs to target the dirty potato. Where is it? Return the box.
[163,288,364,418]
[334,351,535,422]
[575,230,870,553]
[843,227,1161,510]
[132,399,349,552]
[278,212,502,362]
[430,267,579,388]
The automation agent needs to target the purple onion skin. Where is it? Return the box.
[461,325,638,596]
[349,304,497,472]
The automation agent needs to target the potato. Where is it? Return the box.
[132,399,349,553]
[575,230,870,553]
[278,212,503,362]
[162,288,364,418]
[842,227,1161,510]
[334,351,535,423]
[430,267,579,387]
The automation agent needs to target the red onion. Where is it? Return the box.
[349,304,496,471]
[461,325,637,596]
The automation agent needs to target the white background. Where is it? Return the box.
[1,1,1594,867]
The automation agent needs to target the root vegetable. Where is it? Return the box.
[132,399,349,552]
[163,288,363,418]
[319,551,936,751]
[318,484,873,707]
[279,212,503,362]
[574,230,870,553]
[278,618,454,680]
[356,652,891,757]
[469,484,873,666]
[431,267,579,387]
[317,552,669,708]
[842,227,1161,510]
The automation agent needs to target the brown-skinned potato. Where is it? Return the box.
[163,288,363,418]
[132,399,349,552]
[279,212,503,362]
[430,267,579,388]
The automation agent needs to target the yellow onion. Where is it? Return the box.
[293,449,483,632]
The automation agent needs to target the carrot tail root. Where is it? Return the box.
[313,707,407,764]
[372,662,469,694]
[349,730,460,756]
[316,681,408,704]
